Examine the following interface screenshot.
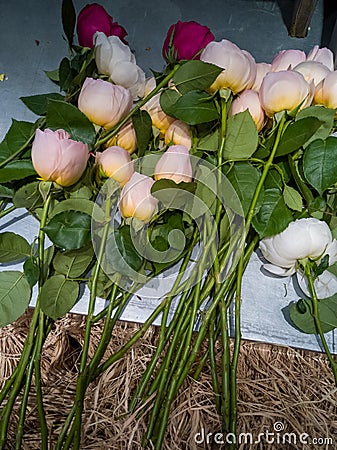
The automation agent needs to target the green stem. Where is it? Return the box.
[15,351,35,450]
[220,296,231,431]
[0,192,52,450]
[0,205,16,219]
[288,155,314,206]
[94,65,180,149]
[305,264,337,385]
[34,313,48,450]
[71,195,113,450]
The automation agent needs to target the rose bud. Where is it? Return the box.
[32,129,88,187]
[94,32,145,99]
[76,3,127,48]
[307,45,334,71]
[106,120,137,154]
[229,90,265,131]
[259,70,312,117]
[78,77,133,129]
[119,172,158,222]
[293,60,331,86]
[162,20,214,62]
[271,49,306,71]
[154,145,193,184]
[95,146,133,186]
[314,70,337,109]
[200,40,256,94]
[250,62,271,92]
[260,218,337,276]
[165,120,192,149]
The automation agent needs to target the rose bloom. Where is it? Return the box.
[141,78,175,134]
[76,3,127,48]
[165,120,192,149]
[260,218,337,276]
[154,145,193,184]
[32,129,88,187]
[259,70,312,117]
[314,70,337,109]
[119,172,158,222]
[229,89,265,131]
[78,77,133,129]
[307,45,334,71]
[95,146,133,186]
[250,62,271,92]
[162,20,214,62]
[106,120,137,154]
[200,40,256,94]
[293,60,331,86]
[94,32,145,99]
[271,49,306,71]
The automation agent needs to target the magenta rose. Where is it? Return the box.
[76,3,127,48]
[162,20,214,62]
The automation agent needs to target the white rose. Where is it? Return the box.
[94,32,146,100]
[259,218,337,276]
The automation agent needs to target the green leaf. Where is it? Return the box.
[159,89,181,116]
[0,160,37,183]
[49,198,103,221]
[287,294,337,334]
[226,162,263,216]
[105,226,143,276]
[44,68,60,83]
[23,258,39,287]
[303,137,337,195]
[197,129,219,153]
[132,109,153,157]
[0,140,11,163]
[40,275,79,319]
[162,91,219,125]
[43,211,91,249]
[13,181,43,210]
[223,110,258,160]
[296,106,335,146]
[20,93,65,116]
[276,117,322,156]
[53,244,94,278]
[0,232,31,263]
[252,187,293,238]
[46,99,96,148]
[0,271,31,328]
[59,57,76,91]
[283,185,303,212]
[62,0,76,47]
[173,60,222,95]
[0,184,14,199]
[0,120,36,161]
[151,178,197,209]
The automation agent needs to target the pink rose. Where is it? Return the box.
[78,78,133,129]
[32,129,88,187]
[162,21,214,62]
[229,90,265,131]
[96,146,134,186]
[119,172,158,222]
[76,3,127,48]
[154,145,193,184]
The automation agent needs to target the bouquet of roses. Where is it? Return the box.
[0,1,337,448]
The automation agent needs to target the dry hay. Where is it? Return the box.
[0,309,336,450]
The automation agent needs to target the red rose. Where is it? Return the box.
[76,3,127,48]
[162,20,214,62]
